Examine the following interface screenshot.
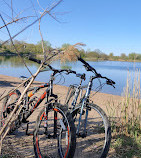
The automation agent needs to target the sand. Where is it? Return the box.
[0,74,123,158]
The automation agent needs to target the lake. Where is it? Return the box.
[0,56,140,96]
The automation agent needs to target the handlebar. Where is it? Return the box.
[28,57,42,64]
[28,56,86,80]
[78,57,115,86]
[78,57,99,75]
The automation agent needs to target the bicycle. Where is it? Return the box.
[0,57,77,158]
[64,57,115,158]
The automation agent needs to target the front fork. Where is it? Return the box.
[76,102,89,137]
[44,106,48,134]
[76,77,93,137]
[45,92,58,138]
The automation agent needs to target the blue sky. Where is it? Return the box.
[0,0,141,55]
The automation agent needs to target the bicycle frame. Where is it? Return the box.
[22,73,58,121]
[68,76,96,135]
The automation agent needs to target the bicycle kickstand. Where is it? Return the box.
[26,122,33,136]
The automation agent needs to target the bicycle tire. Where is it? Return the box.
[0,90,21,131]
[33,102,76,158]
[71,103,111,158]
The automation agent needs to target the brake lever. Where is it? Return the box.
[65,69,71,74]
[106,79,115,88]
[111,84,115,88]
[83,65,91,71]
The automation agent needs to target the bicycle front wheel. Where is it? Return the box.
[33,103,76,158]
[72,103,111,158]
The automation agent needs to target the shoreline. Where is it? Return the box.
[0,74,123,112]
[1,54,141,63]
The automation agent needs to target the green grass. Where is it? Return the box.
[111,134,141,158]
[0,155,11,158]
[61,65,72,69]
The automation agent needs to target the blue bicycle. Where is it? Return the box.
[65,57,115,158]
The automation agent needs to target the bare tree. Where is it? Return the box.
[0,0,84,154]
[0,0,64,153]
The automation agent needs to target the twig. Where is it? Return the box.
[0,14,33,76]
[0,0,63,153]
[2,0,63,46]
[38,18,46,61]
[0,16,36,30]
[0,77,31,101]
[2,0,17,17]
[11,0,13,20]
[0,90,6,99]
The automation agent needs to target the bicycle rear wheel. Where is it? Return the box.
[33,103,76,158]
[0,90,21,131]
[72,103,111,158]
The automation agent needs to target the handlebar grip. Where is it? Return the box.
[106,79,115,85]
[76,73,86,80]
[78,57,98,75]
[111,80,116,84]
[28,57,42,64]
[70,70,76,74]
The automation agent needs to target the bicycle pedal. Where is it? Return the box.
[87,106,91,110]
[44,131,48,135]
[7,108,11,114]
[26,132,33,136]
[77,132,87,138]
[47,134,57,139]
[25,123,33,136]
[22,119,29,123]
[44,127,48,134]
[78,109,85,115]
[47,134,53,139]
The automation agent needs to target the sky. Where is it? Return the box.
[0,0,141,56]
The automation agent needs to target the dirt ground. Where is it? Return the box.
[0,74,122,158]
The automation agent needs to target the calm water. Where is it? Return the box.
[0,56,141,96]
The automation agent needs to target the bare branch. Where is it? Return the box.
[0,14,33,76]
[2,0,17,16]
[47,11,62,23]
[38,19,46,61]
[37,0,45,12]
[0,51,60,137]
[30,0,39,18]
[0,90,6,99]
[11,0,13,19]
[0,0,65,152]
[0,16,36,30]
[2,0,63,46]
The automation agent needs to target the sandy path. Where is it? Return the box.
[0,74,122,158]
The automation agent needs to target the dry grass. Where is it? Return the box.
[58,43,85,62]
[107,70,141,158]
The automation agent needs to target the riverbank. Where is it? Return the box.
[0,74,141,158]
[84,57,141,63]
[1,53,141,63]
[0,74,122,111]
[0,74,123,157]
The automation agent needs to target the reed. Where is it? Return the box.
[106,70,141,157]
[107,69,141,140]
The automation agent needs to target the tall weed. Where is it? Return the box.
[107,70,141,140]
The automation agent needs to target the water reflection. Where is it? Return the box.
[0,56,39,68]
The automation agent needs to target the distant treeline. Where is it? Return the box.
[83,51,141,61]
[0,40,52,56]
[0,40,141,61]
